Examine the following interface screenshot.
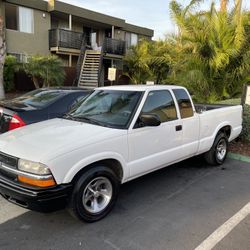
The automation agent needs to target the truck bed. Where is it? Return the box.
[194,103,238,113]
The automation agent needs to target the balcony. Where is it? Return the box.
[103,38,126,56]
[49,29,83,52]
[49,29,126,56]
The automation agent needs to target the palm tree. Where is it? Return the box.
[123,40,172,84]
[22,55,65,89]
[220,0,229,12]
[123,40,151,84]
[0,16,6,99]
[169,0,247,102]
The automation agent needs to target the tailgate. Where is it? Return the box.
[0,107,15,134]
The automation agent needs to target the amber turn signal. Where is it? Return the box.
[18,175,56,187]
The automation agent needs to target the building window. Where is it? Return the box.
[19,7,33,33]
[131,33,138,46]
[5,4,18,30]
[5,3,34,33]
[125,32,138,49]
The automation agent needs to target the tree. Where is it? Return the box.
[147,41,172,84]
[0,15,6,99]
[220,0,229,12]
[3,55,17,92]
[168,0,248,102]
[124,40,172,84]
[22,55,65,89]
[123,40,151,84]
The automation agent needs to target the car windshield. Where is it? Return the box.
[11,89,65,108]
[67,90,142,129]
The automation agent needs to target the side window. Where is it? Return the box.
[173,89,194,118]
[141,90,177,123]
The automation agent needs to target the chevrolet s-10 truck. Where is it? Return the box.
[0,85,242,222]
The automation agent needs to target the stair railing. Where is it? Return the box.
[74,33,87,86]
[98,44,104,87]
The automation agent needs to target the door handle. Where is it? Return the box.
[176,125,182,131]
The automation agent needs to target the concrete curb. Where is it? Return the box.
[228,152,250,163]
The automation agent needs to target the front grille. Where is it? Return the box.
[0,152,18,181]
[0,152,18,168]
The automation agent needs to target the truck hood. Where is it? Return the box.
[0,118,125,162]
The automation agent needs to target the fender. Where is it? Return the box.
[62,151,128,183]
[212,121,232,140]
[198,121,232,154]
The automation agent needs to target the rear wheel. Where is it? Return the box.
[68,166,120,222]
[205,133,228,165]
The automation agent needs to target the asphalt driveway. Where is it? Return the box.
[0,156,250,250]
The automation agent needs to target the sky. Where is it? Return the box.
[58,0,250,40]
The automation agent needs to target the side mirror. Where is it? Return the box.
[139,113,161,127]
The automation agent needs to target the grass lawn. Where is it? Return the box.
[216,98,241,105]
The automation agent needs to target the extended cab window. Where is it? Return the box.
[173,89,194,118]
[141,90,177,122]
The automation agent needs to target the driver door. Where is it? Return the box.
[128,90,183,178]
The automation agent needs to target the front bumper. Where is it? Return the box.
[0,176,72,212]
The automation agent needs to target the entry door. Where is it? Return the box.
[128,90,183,178]
[91,32,97,47]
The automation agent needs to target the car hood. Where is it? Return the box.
[0,118,125,162]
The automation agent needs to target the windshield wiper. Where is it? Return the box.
[63,114,109,127]
[71,115,103,126]
[63,113,77,121]
[74,116,110,127]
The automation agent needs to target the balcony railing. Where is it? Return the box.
[49,29,126,56]
[49,29,83,50]
[103,38,126,56]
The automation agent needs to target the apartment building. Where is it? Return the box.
[0,0,154,87]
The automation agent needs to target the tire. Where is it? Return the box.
[204,133,228,165]
[68,165,120,223]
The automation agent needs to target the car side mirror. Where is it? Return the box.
[139,113,161,127]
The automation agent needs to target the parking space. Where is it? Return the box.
[0,157,250,250]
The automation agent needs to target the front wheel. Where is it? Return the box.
[68,166,120,222]
[204,133,228,165]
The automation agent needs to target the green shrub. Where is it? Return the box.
[3,55,17,92]
[22,55,65,89]
[240,105,250,142]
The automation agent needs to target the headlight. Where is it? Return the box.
[18,159,51,175]
[17,159,56,187]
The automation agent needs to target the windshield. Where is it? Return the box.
[67,90,142,129]
[11,89,65,109]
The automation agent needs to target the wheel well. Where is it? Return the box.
[71,159,124,184]
[218,125,231,138]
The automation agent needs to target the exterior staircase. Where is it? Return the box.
[78,50,102,89]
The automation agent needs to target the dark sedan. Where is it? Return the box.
[0,87,91,133]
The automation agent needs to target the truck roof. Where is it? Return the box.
[97,85,186,92]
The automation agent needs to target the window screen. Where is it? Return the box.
[19,7,33,33]
[173,89,194,118]
[131,33,138,46]
[141,90,177,122]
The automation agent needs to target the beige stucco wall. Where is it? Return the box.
[6,6,50,55]
[0,0,4,17]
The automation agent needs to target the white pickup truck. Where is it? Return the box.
[0,85,242,222]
